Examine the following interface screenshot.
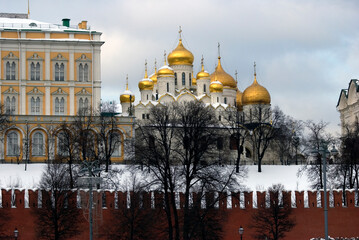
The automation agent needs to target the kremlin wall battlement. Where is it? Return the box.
[0,189,358,239]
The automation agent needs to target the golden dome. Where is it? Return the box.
[120,77,135,103]
[210,57,237,89]
[158,65,174,77]
[236,89,243,110]
[192,77,197,86]
[242,76,271,105]
[209,81,223,93]
[196,58,210,80]
[139,68,154,91]
[149,70,157,84]
[167,39,194,66]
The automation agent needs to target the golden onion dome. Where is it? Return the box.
[242,75,271,105]
[236,89,243,110]
[120,77,135,103]
[196,60,210,80]
[158,65,175,77]
[192,76,197,86]
[210,57,237,89]
[209,81,223,93]
[138,68,154,91]
[167,39,194,66]
[149,70,157,84]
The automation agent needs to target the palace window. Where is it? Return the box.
[7,131,19,156]
[55,63,65,81]
[32,132,44,156]
[30,62,41,80]
[111,132,122,157]
[55,97,65,115]
[79,97,89,112]
[57,132,68,156]
[182,72,185,86]
[5,96,16,114]
[6,62,16,80]
[30,97,41,114]
[78,63,89,82]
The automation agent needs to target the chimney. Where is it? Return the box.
[62,18,70,27]
[78,20,87,29]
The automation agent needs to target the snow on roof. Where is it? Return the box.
[0,17,93,33]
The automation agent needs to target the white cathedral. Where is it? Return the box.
[119,31,278,165]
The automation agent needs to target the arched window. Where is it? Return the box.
[182,72,185,86]
[5,97,11,113]
[11,97,16,114]
[32,132,44,156]
[167,82,169,92]
[11,62,16,80]
[55,97,65,115]
[245,147,252,158]
[79,98,84,110]
[6,62,16,80]
[57,132,68,156]
[174,73,177,85]
[84,64,89,81]
[189,73,192,86]
[55,63,65,81]
[217,137,223,150]
[79,63,84,82]
[31,97,41,114]
[30,62,41,80]
[217,97,219,103]
[203,84,206,93]
[111,132,122,157]
[84,98,89,109]
[7,131,19,156]
[224,97,227,104]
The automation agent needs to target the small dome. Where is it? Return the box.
[120,90,135,103]
[120,78,135,103]
[168,39,194,66]
[210,81,223,93]
[192,77,197,86]
[236,89,243,110]
[139,78,154,91]
[158,65,174,77]
[196,70,210,80]
[210,57,237,89]
[242,76,271,105]
[139,67,154,91]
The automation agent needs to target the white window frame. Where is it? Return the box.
[32,131,45,156]
[3,52,19,80]
[76,54,92,82]
[51,54,67,81]
[27,53,43,81]
[28,87,43,115]
[7,131,20,156]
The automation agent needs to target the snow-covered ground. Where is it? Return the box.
[0,164,310,191]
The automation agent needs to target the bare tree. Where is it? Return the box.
[302,120,332,189]
[34,163,81,240]
[136,101,241,240]
[223,107,249,173]
[250,184,296,240]
[247,105,283,172]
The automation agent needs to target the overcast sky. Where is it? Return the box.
[3,0,359,135]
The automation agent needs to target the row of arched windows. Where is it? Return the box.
[173,72,192,87]
[5,130,122,157]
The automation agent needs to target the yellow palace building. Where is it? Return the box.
[0,13,134,163]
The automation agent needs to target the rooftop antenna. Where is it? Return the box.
[27,0,30,18]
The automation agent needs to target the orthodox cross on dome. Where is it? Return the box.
[126,74,129,90]
[235,70,238,84]
[218,42,221,59]
[28,0,30,18]
[254,61,257,77]
[164,50,167,65]
[154,58,157,70]
[179,26,182,40]
[144,59,148,78]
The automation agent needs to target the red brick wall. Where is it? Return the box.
[1,189,358,240]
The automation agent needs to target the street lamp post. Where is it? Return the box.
[238,226,244,240]
[312,140,329,240]
[14,228,18,240]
